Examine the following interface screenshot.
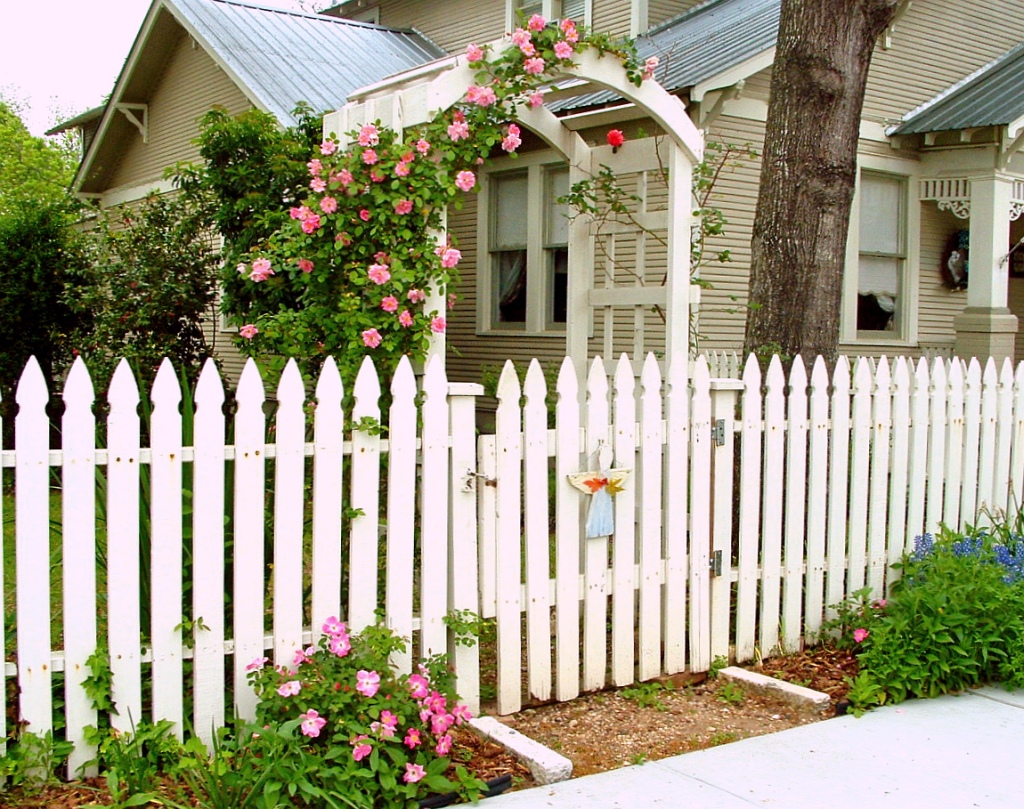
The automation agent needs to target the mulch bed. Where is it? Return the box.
[757,644,860,713]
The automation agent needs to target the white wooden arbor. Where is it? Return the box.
[323,41,704,374]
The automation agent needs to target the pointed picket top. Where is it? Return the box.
[851,356,873,395]
[763,353,784,394]
[195,357,225,410]
[809,355,829,395]
[389,355,414,401]
[640,352,662,399]
[15,356,47,408]
[983,356,998,389]
[63,356,95,405]
[1000,356,1015,390]
[875,354,890,386]
[107,358,140,412]
[422,353,449,404]
[930,353,948,394]
[947,353,964,392]
[741,352,762,390]
[586,356,608,408]
[353,355,382,418]
[1015,359,1024,396]
[913,356,930,393]
[556,355,579,409]
[236,358,266,411]
[496,359,521,405]
[317,356,345,405]
[965,357,982,391]
[523,359,547,408]
[151,359,181,410]
[614,353,635,399]
[788,354,807,396]
[892,355,910,394]
[831,355,851,394]
[276,358,305,408]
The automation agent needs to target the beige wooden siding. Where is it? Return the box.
[374,0,506,54]
[108,29,251,192]
[593,0,632,37]
[865,0,1024,125]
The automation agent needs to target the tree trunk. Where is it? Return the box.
[744,0,900,365]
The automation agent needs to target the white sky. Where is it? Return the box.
[1,0,307,137]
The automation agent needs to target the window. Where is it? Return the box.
[508,0,589,28]
[484,162,569,332]
[843,167,917,343]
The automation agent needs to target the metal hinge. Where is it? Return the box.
[712,419,726,446]
[709,550,723,577]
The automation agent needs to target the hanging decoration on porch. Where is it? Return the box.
[568,445,632,538]
[942,229,969,290]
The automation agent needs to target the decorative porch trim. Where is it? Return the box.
[920,177,971,218]
[115,103,148,143]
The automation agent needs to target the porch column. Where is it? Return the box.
[954,173,1017,363]
[665,141,692,365]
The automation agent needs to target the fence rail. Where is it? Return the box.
[4,349,1024,762]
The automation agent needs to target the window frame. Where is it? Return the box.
[478,153,571,335]
[506,0,591,30]
[841,156,920,346]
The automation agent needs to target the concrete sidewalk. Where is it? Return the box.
[491,686,1024,808]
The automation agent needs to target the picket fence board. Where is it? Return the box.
[312,358,345,647]
[16,358,54,737]
[1011,364,1024,510]
[385,358,416,674]
[994,361,1014,515]
[62,359,99,772]
[886,358,911,578]
[960,359,982,526]
[710,376,739,662]
[689,358,712,672]
[494,362,523,715]
[825,357,852,619]
[758,357,784,655]
[867,357,892,596]
[804,357,829,639]
[735,355,761,660]
[782,357,808,654]
[906,359,931,544]
[554,357,582,701]
[637,355,663,682]
[477,435,498,621]
[349,358,382,633]
[419,358,450,659]
[193,360,226,744]
[611,357,636,688]
[232,360,266,723]
[522,361,552,701]
[977,360,999,517]
[582,358,609,693]
[662,358,690,675]
[847,359,872,595]
[944,360,965,531]
[925,359,948,535]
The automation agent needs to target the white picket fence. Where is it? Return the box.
[477,352,1024,714]
[4,349,1024,762]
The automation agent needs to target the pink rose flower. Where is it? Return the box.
[510,28,530,47]
[501,123,522,153]
[466,43,484,62]
[322,616,345,636]
[407,288,426,303]
[455,170,476,192]
[358,124,379,147]
[554,40,573,59]
[320,196,337,214]
[359,209,370,222]
[311,177,327,193]
[250,258,274,282]
[307,158,323,176]
[524,57,545,75]
[560,17,577,33]
[430,316,446,334]
[528,13,546,31]
[236,262,248,274]
[529,91,544,108]
[352,739,372,761]
[437,246,462,268]
[368,264,391,285]
[403,763,426,784]
[398,310,413,327]
[435,734,452,756]
[853,628,870,643]
[330,635,351,657]
[394,161,411,177]
[277,680,301,697]
[404,728,422,748]
[298,258,314,273]
[381,296,399,312]
[370,170,385,183]
[519,41,536,57]
[361,329,382,349]
[362,148,378,165]
[334,169,353,186]
[407,672,430,698]
[643,55,660,80]
[301,215,321,234]
[607,129,625,149]
[300,709,327,738]
[448,119,469,140]
[245,655,268,671]
[448,292,457,309]
[453,703,472,723]
[394,199,413,215]
[467,85,497,106]
[416,138,431,154]
[320,138,337,155]
[356,669,381,696]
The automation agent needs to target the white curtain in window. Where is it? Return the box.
[494,174,529,248]
[859,174,902,254]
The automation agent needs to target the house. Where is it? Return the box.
[325,0,1024,382]
[66,0,1024,388]
[57,0,445,382]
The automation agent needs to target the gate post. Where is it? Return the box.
[449,382,483,713]
[709,379,743,661]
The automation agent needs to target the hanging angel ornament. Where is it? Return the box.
[568,444,632,538]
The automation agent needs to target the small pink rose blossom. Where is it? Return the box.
[330,635,352,657]
[300,709,327,738]
[448,119,469,141]
[437,246,462,268]
[298,258,314,273]
[320,138,337,155]
[250,258,274,282]
[643,55,660,80]
[853,628,870,643]
[358,124,379,147]
[398,310,413,327]
[245,655,268,671]
[334,168,353,186]
[311,177,327,193]
[430,712,453,735]
[370,170,385,183]
[289,206,305,220]
[416,138,431,154]
[455,171,476,192]
[524,56,545,75]
[276,680,301,697]
[529,91,544,108]
[407,673,430,698]
[453,703,472,723]
[430,316,446,334]
[554,40,573,59]
[519,41,536,57]
[467,85,497,106]
[403,763,426,784]
[359,209,371,222]
[236,262,248,275]
[404,728,422,748]
[560,17,576,33]
[368,264,391,285]
[394,161,411,177]
[607,129,625,149]
[356,669,381,696]
[510,28,530,47]
[301,215,321,234]
[407,288,426,303]
[320,196,337,214]
[381,296,399,313]
[448,292,457,309]
[501,123,522,153]
[307,158,323,176]
[361,329,383,349]
[322,616,345,636]
[352,741,372,761]
[394,199,414,215]
[435,733,453,756]
[528,13,546,31]
[362,148,378,165]
[466,43,484,62]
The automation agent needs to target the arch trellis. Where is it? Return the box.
[323,42,704,373]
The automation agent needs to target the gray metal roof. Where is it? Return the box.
[551,0,780,113]
[169,0,446,125]
[889,41,1024,136]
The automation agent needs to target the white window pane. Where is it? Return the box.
[516,0,543,18]
[858,255,899,297]
[494,174,528,247]
[859,174,902,254]
[547,169,569,245]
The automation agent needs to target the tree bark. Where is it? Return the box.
[744,0,900,365]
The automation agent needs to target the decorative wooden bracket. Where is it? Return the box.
[116,103,149,143]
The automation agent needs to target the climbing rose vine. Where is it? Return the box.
[234,15,649,382]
